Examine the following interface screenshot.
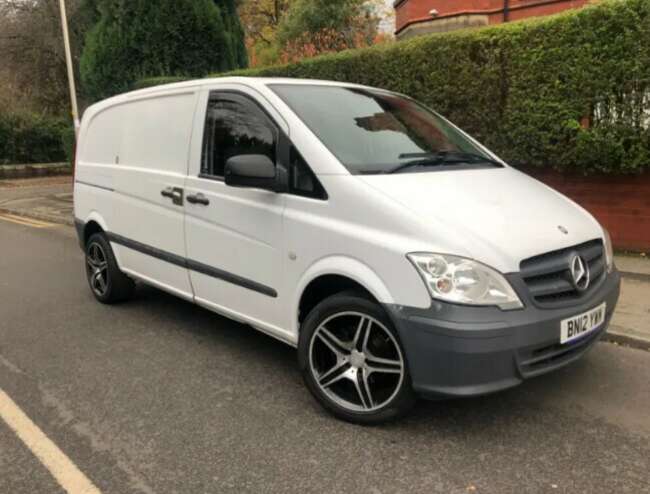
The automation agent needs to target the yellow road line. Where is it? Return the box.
[0,213,55,228]
[0,388,102,494]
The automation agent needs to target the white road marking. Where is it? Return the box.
[0,389,101,494]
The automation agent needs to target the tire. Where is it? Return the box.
[85,232,135,304]
[298,292,416,424]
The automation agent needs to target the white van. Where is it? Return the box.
[74,77,620,423]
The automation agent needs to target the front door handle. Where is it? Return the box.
[161,187,183,205]
[186,193,210,206]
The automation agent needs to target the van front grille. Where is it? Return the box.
[520,239,605,308]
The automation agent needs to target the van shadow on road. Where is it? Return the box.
[124,282,650,430]
[106,283,650,491]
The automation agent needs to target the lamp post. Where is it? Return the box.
[58,0,80,137]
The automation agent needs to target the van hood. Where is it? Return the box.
[358,167,603,273]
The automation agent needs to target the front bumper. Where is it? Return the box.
[384,270,621,399]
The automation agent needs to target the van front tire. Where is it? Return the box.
[85,233,135,304]
[298,293,415,424]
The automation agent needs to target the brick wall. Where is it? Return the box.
[395,0,590,37]
[524,169,650,252]
[505,0,590,22]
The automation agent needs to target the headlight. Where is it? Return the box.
[603,228,614,273]
[407,253,523,310]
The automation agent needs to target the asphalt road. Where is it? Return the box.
[0,219,649,494]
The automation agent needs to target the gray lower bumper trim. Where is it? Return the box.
[384,270,621,399]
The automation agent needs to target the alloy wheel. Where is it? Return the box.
[308,311,405,413]
[86,242,109,297]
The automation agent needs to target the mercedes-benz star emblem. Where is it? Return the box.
[570,255,590,291]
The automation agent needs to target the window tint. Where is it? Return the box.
[269,84,493,175]
[201,94,277,177]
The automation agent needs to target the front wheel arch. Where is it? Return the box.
[292,256,395,335]
[298,274,375,326]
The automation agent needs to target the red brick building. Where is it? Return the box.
[394,0,591,39]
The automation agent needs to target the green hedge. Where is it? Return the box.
[137,0,650,175]
[81,0,247,101]
[0,112,70,165]
[132,76,190,91]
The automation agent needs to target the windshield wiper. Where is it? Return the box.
[399,151,502,165]
[388,151,502,174]
[386,157,449,174]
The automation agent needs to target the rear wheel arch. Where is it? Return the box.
[79,212,110,244]
[79,214,122,267]
[83,220,104,246]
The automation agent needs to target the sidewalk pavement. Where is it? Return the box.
[0,162,70,179]
[1,177,648,349]
[615,255,650,278]
[0,176,74,226]
[609,282,650,346]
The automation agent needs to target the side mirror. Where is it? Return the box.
[224,154,286,192]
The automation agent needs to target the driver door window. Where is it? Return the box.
[201,94,278,178]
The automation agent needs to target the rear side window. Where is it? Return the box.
[201,93,278,178]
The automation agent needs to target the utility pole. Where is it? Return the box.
[58,0,80,137]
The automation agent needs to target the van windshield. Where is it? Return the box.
[269,84,501,175]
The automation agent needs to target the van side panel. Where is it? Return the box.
[74,104,127,232]
[281,174,434,335]
[80,104,125,168]
[103,91,198,298]
[120,93,196,173]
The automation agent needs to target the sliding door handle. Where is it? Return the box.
[186,193,210,206]
[161,187,183,205]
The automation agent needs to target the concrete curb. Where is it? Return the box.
[604,328,650,351]
[617,271,650,283]
[615,255,650,278]
[0,163,71,180]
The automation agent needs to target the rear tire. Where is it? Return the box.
[85,232,135,304]
[298,292,415,424]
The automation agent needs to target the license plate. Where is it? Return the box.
[560,302,606,344]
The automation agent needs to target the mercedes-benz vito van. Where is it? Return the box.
[74,77,620,423]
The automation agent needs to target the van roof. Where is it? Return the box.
[82,77,390,121]
[130,76,372,97]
